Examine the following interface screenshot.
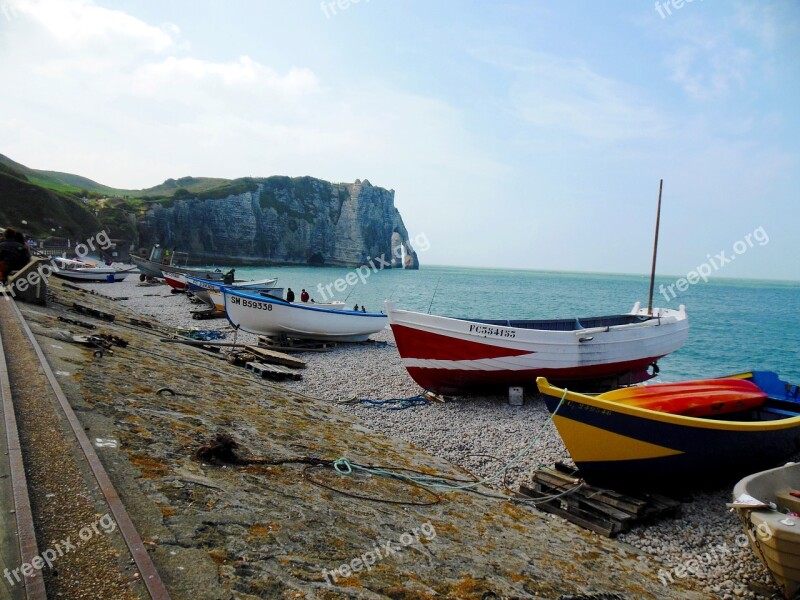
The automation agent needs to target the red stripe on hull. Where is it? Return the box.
[163,276,187,290]
[390,324,531,361]
[405,357,660,395]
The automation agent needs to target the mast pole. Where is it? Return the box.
[647,179,663,316]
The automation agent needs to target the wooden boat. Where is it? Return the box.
[385,300,689,394]
[131,246,225,281]
[536,371,800,491]
[51,257,130,283]
[732,462,800,598]
[224,288,386,342]
[185,275,280,310]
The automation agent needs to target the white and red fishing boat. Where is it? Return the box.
[385,301,689,394]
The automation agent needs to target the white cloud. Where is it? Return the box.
[665,41,752,101]
[11,0,176,52]
[132,56,319,97]
[475,49,665,140]
[0,0,502,203]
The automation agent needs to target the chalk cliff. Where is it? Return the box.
[135,177,419,268]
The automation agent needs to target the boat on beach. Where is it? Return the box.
[51,257,131,282]
[385,301,689,394]
[131,245,226,281]
[223,288,386,342]
[732,462,800,599]
[185,275,281,311]
[536,371,800,491]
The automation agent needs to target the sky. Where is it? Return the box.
[0,0,798,281]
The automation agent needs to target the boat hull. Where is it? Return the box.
[163,272,187,290]
[386,301,689,394]
[52,270,128,282]
[538,373,800,491]
[224,289,386,342]
[185,275,280,310]
[733,462,800,598]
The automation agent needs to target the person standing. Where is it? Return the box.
[286,288,295,302]
[0,228,31,283]
[300,289,310,302]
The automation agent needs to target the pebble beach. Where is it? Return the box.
[83,276,779,599]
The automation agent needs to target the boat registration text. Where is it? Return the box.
[468,324,516,338]
[230,296,273,310]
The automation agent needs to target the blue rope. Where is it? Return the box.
[358,395,428,410]
[335,387,571,491]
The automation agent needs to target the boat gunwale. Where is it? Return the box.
[537,376,800,432]
[386,304,687,334]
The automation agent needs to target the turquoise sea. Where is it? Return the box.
[209,264,800,384]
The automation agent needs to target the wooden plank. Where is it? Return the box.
[532,499,618,537]
[563,493,634,523]
[534,470,648,515]
[244,345,306,369]
[72,302,115,322]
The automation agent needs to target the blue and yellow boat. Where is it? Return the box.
[536,372,800,491]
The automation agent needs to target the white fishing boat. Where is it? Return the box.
[223,288,386,342]
[385,301,688,394]
[51,257,131,283]
[185,275,280,310]
[733,461,800,598]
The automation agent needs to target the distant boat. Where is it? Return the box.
[131,246,225,281]
[537,371,800,491]
[733,461,800,599]
[51,257,130,283]
[224,288,386,342]
[385,301,689,394]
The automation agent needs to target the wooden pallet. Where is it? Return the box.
[519,464,681,537]
[245,361,302,381]
[191,308,225,320]
[257,335,336,353]
[244,345,306,369]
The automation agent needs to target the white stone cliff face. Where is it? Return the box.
[135,177,418,268]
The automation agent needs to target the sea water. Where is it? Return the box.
[212,264,800,383]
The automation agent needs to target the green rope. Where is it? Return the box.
[358,395,428,410]
[333,387,571,492]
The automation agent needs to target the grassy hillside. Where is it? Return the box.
[0,162,104,238]
[0,154,232,199]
